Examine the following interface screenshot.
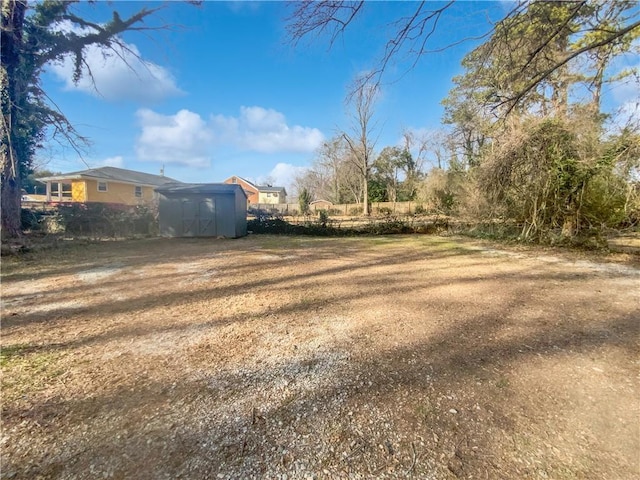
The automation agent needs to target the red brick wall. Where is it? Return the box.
[224,177,258,204]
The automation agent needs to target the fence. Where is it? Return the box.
[250,201,427,216]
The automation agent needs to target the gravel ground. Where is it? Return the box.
[1,235,638,479]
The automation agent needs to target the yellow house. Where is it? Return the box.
[39,166,180,206]
[257,186,287,204]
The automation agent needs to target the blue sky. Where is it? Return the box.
[39,1,638,193]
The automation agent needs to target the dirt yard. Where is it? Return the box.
[1,235,638,479]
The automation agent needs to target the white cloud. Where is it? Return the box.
[210,106,324,153]
[610,64,639,103]
[258,163,308,191]
[135,109,213,167]
[226,1,261,14]
[606,63,639,132]
[134,106,324,170]
[48,22,182,103]
[95,155,124,168]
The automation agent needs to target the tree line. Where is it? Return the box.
[292,1,640,241]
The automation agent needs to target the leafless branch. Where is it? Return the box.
[341,132,364,175]
[286,1,506,97]
[286,1,364,48]
[35,86,91,168]
[287,1,638,115]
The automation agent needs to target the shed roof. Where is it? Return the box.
[155,183,247,197]
[39,166,180,187]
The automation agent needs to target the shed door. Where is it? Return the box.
[181,199,198,236]
[180,197,217,236]
[198,198,217,236]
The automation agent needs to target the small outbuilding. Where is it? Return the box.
[155,183,247,238]
[310,199,334,211]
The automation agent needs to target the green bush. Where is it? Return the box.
[299,188,312,215]
[247,218,298,234]
[349,206,363,216]
[317,209,329,227]
[361,218,409,234]
[581,171,630,229]
[21,208,45,231]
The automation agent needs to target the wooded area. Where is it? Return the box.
[290,1,640,242]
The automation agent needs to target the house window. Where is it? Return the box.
[97,181,108,192]
[134,186,143,198]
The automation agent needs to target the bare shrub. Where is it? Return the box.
[478,118,592,240]
[417,168,467,215]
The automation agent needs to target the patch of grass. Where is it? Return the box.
[250,235,326,250]
[0,343,31,366]
[366,236,399,246]
[1,344,66,402]
[1,343,62,372]
[495,377,510,389]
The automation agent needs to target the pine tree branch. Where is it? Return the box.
[40,5,165,66]
[500,18,640,115]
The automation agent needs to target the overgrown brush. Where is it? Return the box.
[476,119,640,242]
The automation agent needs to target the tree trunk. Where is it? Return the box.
[591,56,605,116]
[1,0,27,239]
[552,33,570,119]
[362,168,369,215]
[1,153,22,239]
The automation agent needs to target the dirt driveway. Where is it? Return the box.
[1,235,638,479]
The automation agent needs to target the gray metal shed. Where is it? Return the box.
[155,183,247,238]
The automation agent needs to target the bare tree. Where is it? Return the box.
[317,136,350,204]
[341,78,379,215]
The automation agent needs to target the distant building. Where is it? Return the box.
[38,167,180,206]
[257,185,287,204]
[310,200,333,209]
[223,176,287,204]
